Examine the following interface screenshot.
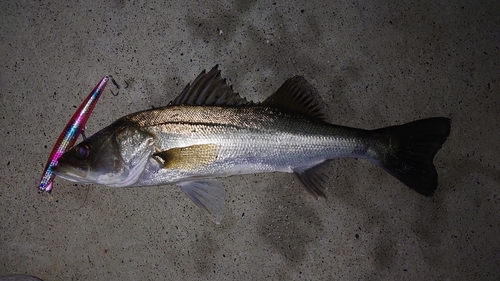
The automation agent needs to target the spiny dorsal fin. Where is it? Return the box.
[262,76,328,121]
[169,65,254,106]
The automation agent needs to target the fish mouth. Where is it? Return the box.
[52,165,92,183]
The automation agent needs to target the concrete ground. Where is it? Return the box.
[1,0,499,280]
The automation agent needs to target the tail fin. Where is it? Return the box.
[369,117,451,196]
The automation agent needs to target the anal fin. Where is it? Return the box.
[294,162,330,199]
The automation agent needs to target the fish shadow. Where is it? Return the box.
[257,173,323,265]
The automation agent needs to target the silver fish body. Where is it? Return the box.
[125,105,370,186]
[54,66,451,223]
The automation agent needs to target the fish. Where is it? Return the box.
[53,65,451,223]
[37,76,109,193]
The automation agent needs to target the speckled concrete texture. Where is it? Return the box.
[1,0,499,280]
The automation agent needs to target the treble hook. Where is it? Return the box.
[109,75,120,96]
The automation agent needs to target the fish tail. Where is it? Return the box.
[368,117,451,196]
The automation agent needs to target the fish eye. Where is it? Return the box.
[75,142,92,159]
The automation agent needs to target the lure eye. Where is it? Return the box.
[75,142,92,159]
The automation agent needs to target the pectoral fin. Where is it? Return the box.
[154,144,219,170]
[177,180,226,224]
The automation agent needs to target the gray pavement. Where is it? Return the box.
[1,0,499,280]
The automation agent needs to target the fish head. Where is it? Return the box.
[53,120,155,187]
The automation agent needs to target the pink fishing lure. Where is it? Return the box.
[38,76,109,192]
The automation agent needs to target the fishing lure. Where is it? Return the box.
[38,76,109,193]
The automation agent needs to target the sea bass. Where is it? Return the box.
[53,65,451,223]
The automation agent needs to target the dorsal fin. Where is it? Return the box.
[262,76,328,121]
[169,65,254,106]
